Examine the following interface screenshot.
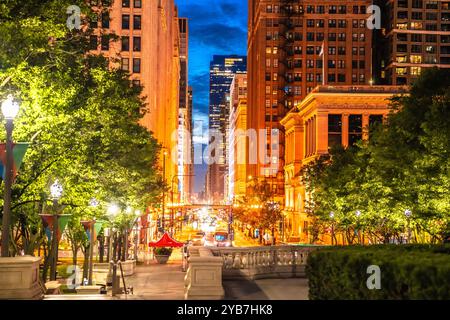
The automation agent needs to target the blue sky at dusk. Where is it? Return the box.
[176,0,248,193]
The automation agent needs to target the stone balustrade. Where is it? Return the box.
[209,246,320,280]
[184,247,225,300]
[184,245,321,299]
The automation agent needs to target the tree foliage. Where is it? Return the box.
[0,1,163,257]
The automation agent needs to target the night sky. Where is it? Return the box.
[176,0,248,194]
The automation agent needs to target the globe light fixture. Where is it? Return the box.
[107,203,120,216]
[89,198,99,208]
[50,180,63,200]
[1,95,20,119]
[404,209,412,218]
[330,212,335,219]
[355,210,361,218]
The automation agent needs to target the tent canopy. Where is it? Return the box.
[149,232,184,248]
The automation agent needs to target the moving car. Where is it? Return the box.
[190,232,205,246]
[214,231,232,247]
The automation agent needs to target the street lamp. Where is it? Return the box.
[330,212,335,245]
[355,210,361,244]
[87,198,100,285]
[107,203,120,296]
[49,180,63,280]
[405,209,412,243]
[1,96,19,257]
[161,150,168,235]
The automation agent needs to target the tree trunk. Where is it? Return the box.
[99,236,104,263]
[72,246,78,267]
[82,246,89,281]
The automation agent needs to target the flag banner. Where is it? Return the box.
[0,142,30,180]
[94,221,104,241]
[57,215,71,241]
[81,220,95,241]
[40,214,54,242]
[40,214,71,242]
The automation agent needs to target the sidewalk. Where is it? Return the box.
[233,228,261,247]
[121,252,186,300]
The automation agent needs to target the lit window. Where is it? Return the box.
[410,55,422,63]
[411,67,421,75]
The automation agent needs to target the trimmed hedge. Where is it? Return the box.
[305,244,450,300]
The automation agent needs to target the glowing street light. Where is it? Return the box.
[1,95,20,119]
[89,197,99,208]
[1,95,20,257]
[405,209,412,243]
[330,212,335,245]
[107,203,120,216]
[50,180,63,200]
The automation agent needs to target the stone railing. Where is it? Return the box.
[209,246,320,280]
[184,247,225,300]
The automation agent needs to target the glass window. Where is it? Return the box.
[133,36,141,51]
[348,115,362,145]
[133,15,141,30]
[328,114,342,148]
[121,58,130,71]
[122,36,130,51]
[122,15,130,29]
[101,35,109,51]
[101,12,109,29]
[89,36,98,50]
[122,0,130,8]
[134,0,142,8]
[133,58,141,73]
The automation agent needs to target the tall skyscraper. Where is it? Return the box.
[228,73,248,203]
[89,0,182,236]
[177,17,192,203]
[374,0,450,85]
[247,0,373,202]
[207,55,247,202]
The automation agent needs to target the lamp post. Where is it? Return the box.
[405,209,412,243]
[161,150,168,235]
[87,198,99,285]
[1,96,19,257]
[49,179,63,281]
[355,210,361,244]
[107,203,120,296]
[330,212,335,245]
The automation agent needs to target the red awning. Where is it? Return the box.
[149,232,184,248]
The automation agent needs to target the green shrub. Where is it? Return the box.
[306,244,450,300]
[154,247,173,256]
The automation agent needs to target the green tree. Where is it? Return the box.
[0,1,163,260]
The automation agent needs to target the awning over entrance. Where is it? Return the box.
[149,232,184,248]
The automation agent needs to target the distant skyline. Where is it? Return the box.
[176,0,248,194]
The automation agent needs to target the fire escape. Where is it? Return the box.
[269,1,304,197]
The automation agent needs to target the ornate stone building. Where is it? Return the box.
[280,85,408,243]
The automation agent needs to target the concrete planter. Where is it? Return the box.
[0,256,44,300]
[120,260,135,276]
[155,255,170,264]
